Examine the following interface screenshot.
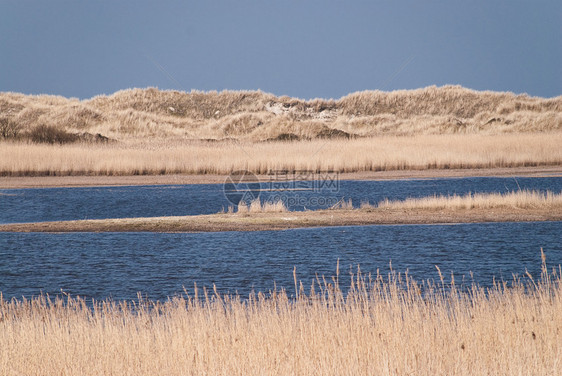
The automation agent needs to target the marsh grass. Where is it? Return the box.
[1,133,561,176]
[375,189,562,210]
[227,190,562,215]
[0,86,560,177]
[236,198,288,213]
[1,255,560,375]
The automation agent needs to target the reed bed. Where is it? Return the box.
[1,256,560,375]
[374,189,562,210]
[1,133,561,176]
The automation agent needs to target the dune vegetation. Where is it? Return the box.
[0,85,561,177]
[1,255,560,375]
[1,85,560,141]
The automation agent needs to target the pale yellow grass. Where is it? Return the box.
[1,133,561,176]
[375,189,562,210]
[236,198,288,213]
[1,85,560,141]
[1,257,560,375]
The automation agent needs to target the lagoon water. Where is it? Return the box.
[0,176,561,224]
[0,176,561,302]
[0,222,561,302]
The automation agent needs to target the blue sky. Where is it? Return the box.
[1,0,560,99]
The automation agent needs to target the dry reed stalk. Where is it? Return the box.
[330,198,354,210]
[1,133,560,176]
[375,189,562,210]
[0,256,560,375]
[236,198,288,213]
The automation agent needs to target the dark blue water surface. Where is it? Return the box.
[1,222,560,302]
[1,177,560,302]
[0,176,560,224]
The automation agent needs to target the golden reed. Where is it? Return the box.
[1,254,560,375]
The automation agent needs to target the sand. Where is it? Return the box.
[1,206,560,233]
[0,166,560,189]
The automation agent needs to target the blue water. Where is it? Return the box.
[0,222,560,302]
[1,176,560,302]
[0,176,560,224]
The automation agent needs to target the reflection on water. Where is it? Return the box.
[1,221,560,302]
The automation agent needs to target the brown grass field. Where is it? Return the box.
[0,132,562,176]
[0,133,561,177]
[2,190,560,233]
[0,85,561,177]
[1,253,560,375]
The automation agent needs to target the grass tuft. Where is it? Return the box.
[237,198,288,213]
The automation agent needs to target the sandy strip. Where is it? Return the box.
[0,166,561,189]
[1,207,560,233]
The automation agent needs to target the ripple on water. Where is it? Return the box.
[0,176,560,224]
[0,221,560,301]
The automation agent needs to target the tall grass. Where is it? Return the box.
[236,198,288,213]
[1,133,561,176]
[375,189,562,210]
[1,256,560,375]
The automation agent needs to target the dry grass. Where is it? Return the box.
[331,198,354,210]
[235,198,289,214]
[1,86,560,142]
[1,85,560,176]
[1,133,561,176]
[1,255,560,375]
[230,190,562,213]
[220,198,288,214]
[374,189,562,210]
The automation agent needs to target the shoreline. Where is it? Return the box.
[1,207,560,233]
[1,166,561,189]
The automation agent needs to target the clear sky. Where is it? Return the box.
[1,0,560,99]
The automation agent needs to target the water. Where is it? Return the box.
[0,222,560,302]
[1,176,560,302]
[0,176,560,224]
